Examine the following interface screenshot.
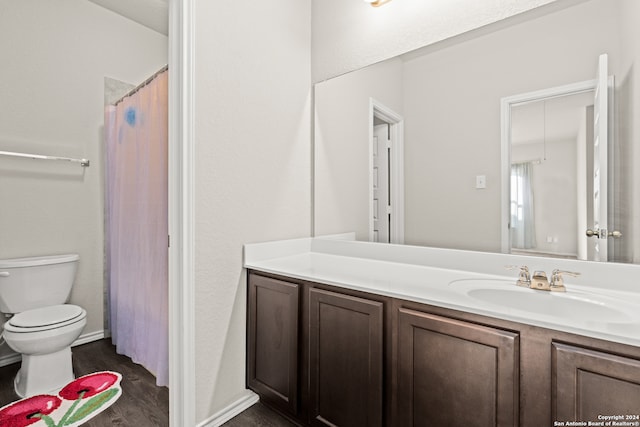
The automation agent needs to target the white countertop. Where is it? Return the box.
[244,236,640,348]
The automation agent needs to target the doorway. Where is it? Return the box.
[500,55,618,261]
[369,99,404,244]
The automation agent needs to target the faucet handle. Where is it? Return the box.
[505,265,530,287]
[550,269,580,291]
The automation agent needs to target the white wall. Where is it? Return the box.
[0,0,167,359]
[314,58,403,240]
[193,0,311,421]
[616,0,640,263]
[311,0,569,82]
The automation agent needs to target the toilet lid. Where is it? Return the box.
[7,305,85,330]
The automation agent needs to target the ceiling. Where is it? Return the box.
[87,0,168,35]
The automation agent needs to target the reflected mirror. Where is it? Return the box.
[509,91,596,260]
[314,0,639,263]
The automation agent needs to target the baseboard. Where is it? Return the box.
[71,330,105,347]
[0,329,106,368]
[0,352,20,368]
[196,390,259,427]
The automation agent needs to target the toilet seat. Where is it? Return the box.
[4,305,86,333]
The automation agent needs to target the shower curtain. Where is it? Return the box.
[105,69,168,387]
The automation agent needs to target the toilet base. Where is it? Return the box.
[14,347,75,398]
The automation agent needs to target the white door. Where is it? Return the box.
[373,124,390,243]
[591,53,609,261]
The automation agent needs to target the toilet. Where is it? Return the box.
[0,254,87,398]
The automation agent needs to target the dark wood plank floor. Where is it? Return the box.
[0,338,169,426]
[0,339,300,426]
[222,402,299,427]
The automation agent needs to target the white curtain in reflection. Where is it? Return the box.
[105,69,168,387]
[510,162,536,249]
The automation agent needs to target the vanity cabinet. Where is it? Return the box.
[247,271,387,425]
[396,308,519,427]
[552,342,640,421]
[308,288,384,426]
[247,274,300,415]
[247,270,640,427]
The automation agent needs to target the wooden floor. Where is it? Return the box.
[0,338,297,426]
[0,338,169,426]
[222,402,299,427]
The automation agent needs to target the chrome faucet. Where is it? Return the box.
[506,266,580,292]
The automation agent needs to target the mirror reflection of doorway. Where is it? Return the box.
[509,91,595,260]
[502,54,619,261]
[373,121,391,243]
[369,99,405,244]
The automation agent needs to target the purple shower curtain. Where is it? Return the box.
[105,69,169,387]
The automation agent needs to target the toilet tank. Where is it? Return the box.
[0,254,79,314]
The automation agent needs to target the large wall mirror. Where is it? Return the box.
[314,0,640,264]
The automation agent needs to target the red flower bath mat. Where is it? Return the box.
[0,371,122,427]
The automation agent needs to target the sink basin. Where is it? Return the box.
[448,279,636,323]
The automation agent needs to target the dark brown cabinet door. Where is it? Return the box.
[552,342,640,422]
[308,288,384,427]
[248,274,299,415]
[397,308,519,427]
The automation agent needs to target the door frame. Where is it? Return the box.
[168,0,196,425]
[369,98,405,244]
[500,79,598,254]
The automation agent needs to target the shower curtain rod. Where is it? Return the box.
[114,64,168,106]
[512,158,543,165]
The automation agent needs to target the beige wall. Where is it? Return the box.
[314,58,403,240]
[0,0,167,360]
[311,0,568,82]
[193,0,311,421]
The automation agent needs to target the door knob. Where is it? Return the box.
[585,228,599,238]
[586,229,622,239]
